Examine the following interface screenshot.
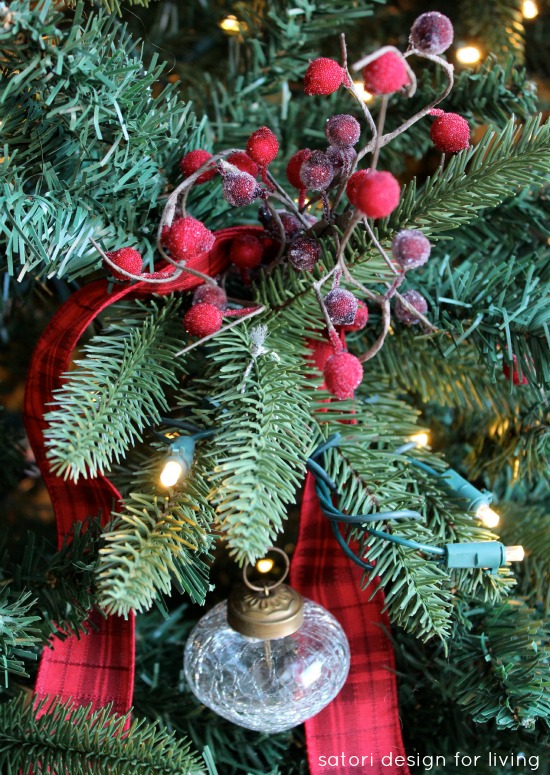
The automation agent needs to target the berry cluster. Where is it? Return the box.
[102,11,469,401]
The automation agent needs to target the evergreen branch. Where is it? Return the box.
[0,590,40,686]
[43,298,184,482]
[0,695,205,775]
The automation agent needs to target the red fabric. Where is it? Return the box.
[23,227,252,715]
[291,339,409,775]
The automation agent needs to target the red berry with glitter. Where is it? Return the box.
[324,288,358,325]
[342,300,369,332]
[300,150,334,191]
[353,170,400,219]
[430,111,470,153]
[180,149,216,184]
[192,284,227,310]
[104,247,143,281]
[183,303,223,338]
[346,169,371,207]
[288,236,321,271]
[260,207,303,241]
[304,58,346,96]
[246,127,279,167]
[227,151,259,178]
[394,290,428,326]
[327,145,357,183]
[287,149,311,189]
[392,230,432,271]
[325,114,361,147]
[219,162,260,207]
[324,351,364,400]
[362,51,410,95]
[164,216,215,261]
[503,355,529,385]
[229,234,264,269]
[409,12,454,55]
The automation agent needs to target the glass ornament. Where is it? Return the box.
[184,549,350,733]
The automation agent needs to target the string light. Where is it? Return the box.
[160,459,185,488]
[408,431,429,448]
[219,15,246,34]
[476,502,500,529]
[256,558,275,573]
[353,81,373,102]
[159,436,196,489]
[505,545,525,562]
[522,1,539,19]
[456,46,482,65]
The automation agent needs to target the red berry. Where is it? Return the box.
[503,355,529,385]
[342,300,369,332]
[324,351,363,400]
[300,150,334,191]
[394,290,428,326]
[327,145,357,184]
[180,149,216,184]
[165,216,215,261]
[304,58,345,96]
[409,12,454,55]
[354,170,400,219]
[227,151,259,178]
[219,162,260,207]
[183,303,223,338]
[260,207,302,241]
[324,288,358,325]
[229,234,264,269]
[430,112,470,154]
[346,169,371,207]
[325,114,361,147]
[246,127,279,167]
[286,149,311,189]
[288,236,321,271]
[391,230,431,271]
[192,284,227,310]
[362,51,410,95]
[104,247,143,281]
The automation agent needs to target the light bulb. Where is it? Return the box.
[353,81,373,102]
[256,558,275,574]
[219,15,244,34]
[456,46,482,65]
[408,431,430,448]
[476,503,500,529]
[522,1,538,19]
[505,545,525,562]
[160,459,184,488]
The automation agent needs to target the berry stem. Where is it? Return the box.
[340,34,378,144]
[358,299,391,363]
[312,271,343,353]
[370,95,389,170]
[175,305,267,357]
[90,237,185,285]
[394,290,437,331]
[263,199,287,264]
[362,218,399,275]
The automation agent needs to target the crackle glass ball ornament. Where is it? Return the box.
[184,548,350,733]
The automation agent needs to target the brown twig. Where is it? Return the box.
[358,298,391,362]
[175,305,267,357]
[90,237,185,285]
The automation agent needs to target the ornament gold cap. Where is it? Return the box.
[227,548,304,639]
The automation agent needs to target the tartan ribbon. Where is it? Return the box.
[22,227,251,715]
[291,338,410,775]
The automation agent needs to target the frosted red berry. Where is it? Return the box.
[362,51,410,95]
[260,207,302,241]
[229,234,264,269]
[300,150,334,191]
[327,145,357,181]
[342,300,369,332]
[503,355,529,385]
[246,127,279,167]
[391,230,432,271]
[183,303,223,338]
[180,149,216,184]
[353,170,400,219]
[219,162,260,207]
[288,236,321,271]
[286,149,311,189]
[325,114,361,147]
[304,58,345,96]
[430,112,470,153]
[227,151,259,178]
[346,169,371,207]
[324,288,358,325]
[104,247,143,281]
[409,12,454,55]
[324,351,364,400]
[394,290,428,326]
[192,284,227,310]
[165,216,215,261]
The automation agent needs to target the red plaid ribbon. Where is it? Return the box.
[291,339,409,775]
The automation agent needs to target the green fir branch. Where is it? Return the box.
[0,590,40,687]
[43,298,184,482]
[0,695,205,775]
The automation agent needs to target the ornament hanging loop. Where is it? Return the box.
[242,546,290,594]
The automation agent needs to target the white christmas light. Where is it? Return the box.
[456,46,481,65]
[522,1,539,19]
[219,15,244,34]
[353,81,373,102]
[160,459,185,488]
[256,558,275,574]
[476,503,500,529]
[505,545,525,562]
[409,431,430,448]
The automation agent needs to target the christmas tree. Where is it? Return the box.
[1,0,549,773]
